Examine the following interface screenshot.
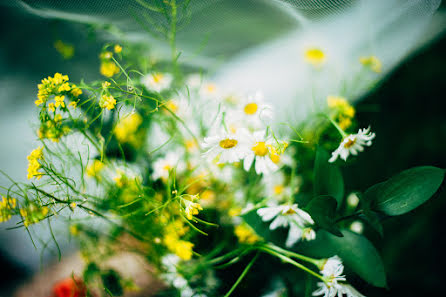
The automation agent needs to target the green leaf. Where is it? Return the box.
[364,166,444,216]
[297,230,387,287]
[314,147,344,206]
[362,210,383,237]
[305,195,343,237]
[101,269,123,296]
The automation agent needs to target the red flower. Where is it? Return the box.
[51,276,87,297]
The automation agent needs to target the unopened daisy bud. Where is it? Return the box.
[347,192,360,208]
[350,221,364,234]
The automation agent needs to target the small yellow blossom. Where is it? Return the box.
[35,98,44,106]
[164,234,194,260]
[69,202,77,209]
[235,224,259,244]
[360,55,382,73]
[68,101,78,109]
[48,103,55,112]
[114,113,143,144]
[183,195,203,220]
[114,44,122,53]
[327,95,356,130]
[102,81,111,89]
[27,147,44,180]
[20,205,49,227]
[86,160,104,178]
[100,61,120,77]
[54,95,65,108]
[0,197,17,223]
[305,48,326,66]
[70,225,79,236]
[100,51,113,60]
[99,94,116,110]
[58,82,71,92]
[71,85,82,97]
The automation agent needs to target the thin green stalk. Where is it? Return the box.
[223,252,259,297]
[265,243,324,267]
[258,247,326,283]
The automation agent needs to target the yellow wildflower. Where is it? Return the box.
[71,85,82,97]
[68,101,78,109]
[20,205,49,227]
[235,224,259,244]
[100,61,120,77]
[114,113,143,144]
[360,55,382,73]
[327,95,355,130]
[183,194,203,220]
[86,160,104,178]
[164,234,194,261]
[27,147,44,180]
[48,103,55,112]
[102,81,111,89]
[70,225,79,236]
[54,95,65,108]
[305,48,326,66]
[35,98,44,106]
[114,44,122,53]
[0,197,17,223]
[58,82,71,92]
[99,94,116,110]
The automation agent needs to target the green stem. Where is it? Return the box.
[170,0,178,77]
[265,243,324,267]
[223,252,259,297]
[258,247,326,283]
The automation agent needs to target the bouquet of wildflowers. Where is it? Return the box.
[1,1,444,297]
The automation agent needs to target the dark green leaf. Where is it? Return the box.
[297,230,387,287]
[101,269,123,296]
[242,210,287,247]
[305,195,343,237]
[314,147,344,206]
[362,210,383,237]
[364,166,444,216]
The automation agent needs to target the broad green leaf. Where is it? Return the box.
[364,166,444,216]
[305,195,343,237]
[314,147,344,206]
[297,230,387,287]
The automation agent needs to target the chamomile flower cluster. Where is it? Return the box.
[313,256,365,297]
[257,204,316,247]
[201,90,286,176]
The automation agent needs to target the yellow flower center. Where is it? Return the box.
[273,185,284,195]
[206,84,216,93]
[305,48,325,66]
[344,137,356,148]
[244,103,258,115]
[283,207,296,215]
[219,139,238,149]
[166,100,178,113]
[153,73,164,83]
[252,141,268,156]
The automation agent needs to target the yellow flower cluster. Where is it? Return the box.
[35,73,82,107]
[38,115,70,142]
[163,219,194,260]
[0,197,17,223]
[327,95,356,130]
[99,94,117,110]
[114,113,143,145]
[20,204,49,227]
[360,55,382,73]
[183,194,203,220]
[234,224,259,244]
[27,147,44,180]
[86,160,104,179]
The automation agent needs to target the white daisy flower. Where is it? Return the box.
[329,127,376,163]
[152,151,186,180]
[238,91,273,128]
[141,72,173,92]
[199,81,219,100]
[243,130,278,175]
[313,256,365,297]
[202,129,250,164]
[257,204,315,247]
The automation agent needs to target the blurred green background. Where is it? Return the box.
[0,2,445,297]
